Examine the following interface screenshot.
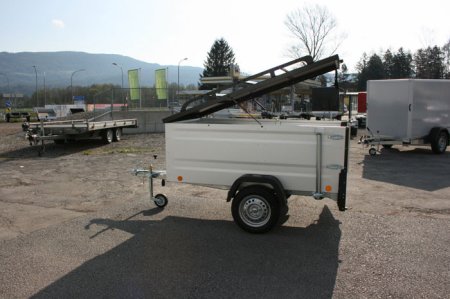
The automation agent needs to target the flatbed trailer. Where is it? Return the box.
[23,118,138,154]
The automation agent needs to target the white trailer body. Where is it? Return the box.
[366,79,450,154]
[166,118,347,200]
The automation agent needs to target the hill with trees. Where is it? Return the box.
[0,51,202,95]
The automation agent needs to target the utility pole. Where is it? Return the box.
[71,69,85,103]
[32,66,38,107]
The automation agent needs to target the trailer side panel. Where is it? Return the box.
[411,80,450,138]
[367,80,411,140]
[166,119,346,199]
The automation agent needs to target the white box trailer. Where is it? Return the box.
[365,79,450,155]
[158,55,349,233]
[165,119,348,233]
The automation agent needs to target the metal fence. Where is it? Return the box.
[3,84,315,116]
[86,88,175,112]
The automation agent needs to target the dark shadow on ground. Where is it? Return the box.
[362,147,450,191]
[32,206,341,299]
[0,139,110,160]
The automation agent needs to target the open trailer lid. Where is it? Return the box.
[163,54,341,123]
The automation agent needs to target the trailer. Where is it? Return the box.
[5,111,31,122]
[22,116,138,155]
[157,55,348,233]
[362,79,450,155]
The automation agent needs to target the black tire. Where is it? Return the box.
[154,193,168,208]
[102,129,113,144]
[430,128,448,154]
[369,148,377,156]
[231,186,280,233]
[382,144,393,149]
[113,128,122,142]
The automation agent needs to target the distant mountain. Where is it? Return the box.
[0,51,203,95]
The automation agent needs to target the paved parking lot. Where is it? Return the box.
[0,122,449,298]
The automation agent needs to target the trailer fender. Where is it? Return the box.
[226,174,288,205]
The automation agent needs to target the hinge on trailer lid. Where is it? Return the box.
[326,164,344,170]
[312,192,324,200]
[329,135,344,140]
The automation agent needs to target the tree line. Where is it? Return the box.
[354,43,450,91]
[282,4,450,91]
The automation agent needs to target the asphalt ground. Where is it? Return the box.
[0,122,449,298]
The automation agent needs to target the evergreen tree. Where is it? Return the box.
[391,48,414,78]
[367,54,385,80]
[356,53,369,91]
[414,48,428,78]
[199,38,236,89]
[357,53,384,91]
[382,48,414,79]
[337,63,356,91]
[383,49,394,78]
[443,40,450,78]
[414,46,445,79]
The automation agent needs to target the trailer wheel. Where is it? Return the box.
[369,148,377,156]
[430,128,448,154]
[154,193,168,208]
[231,186,280,233]
[113,128,122,142]
[103,129,114,144]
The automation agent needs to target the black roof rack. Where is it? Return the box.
[163,54,341,123]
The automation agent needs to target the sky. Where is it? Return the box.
[1,0,449,74]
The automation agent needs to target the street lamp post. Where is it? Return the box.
[71,69,85,103]
[112,63,124,109]
[32,66,38,107]
[112,63,124,89]
[177,57,188,104]
[43,72,46,107]
[138,68,142,109]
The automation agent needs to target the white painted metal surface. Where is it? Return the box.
[165,119,346,199]
[367,79,450,141]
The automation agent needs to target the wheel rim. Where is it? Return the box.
[107,130,113,142]
[115,129,122,140]
[239,195,271,228]
[438,134,447,152]
[155,195,166,206]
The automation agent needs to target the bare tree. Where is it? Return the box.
[285,4,345,61]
